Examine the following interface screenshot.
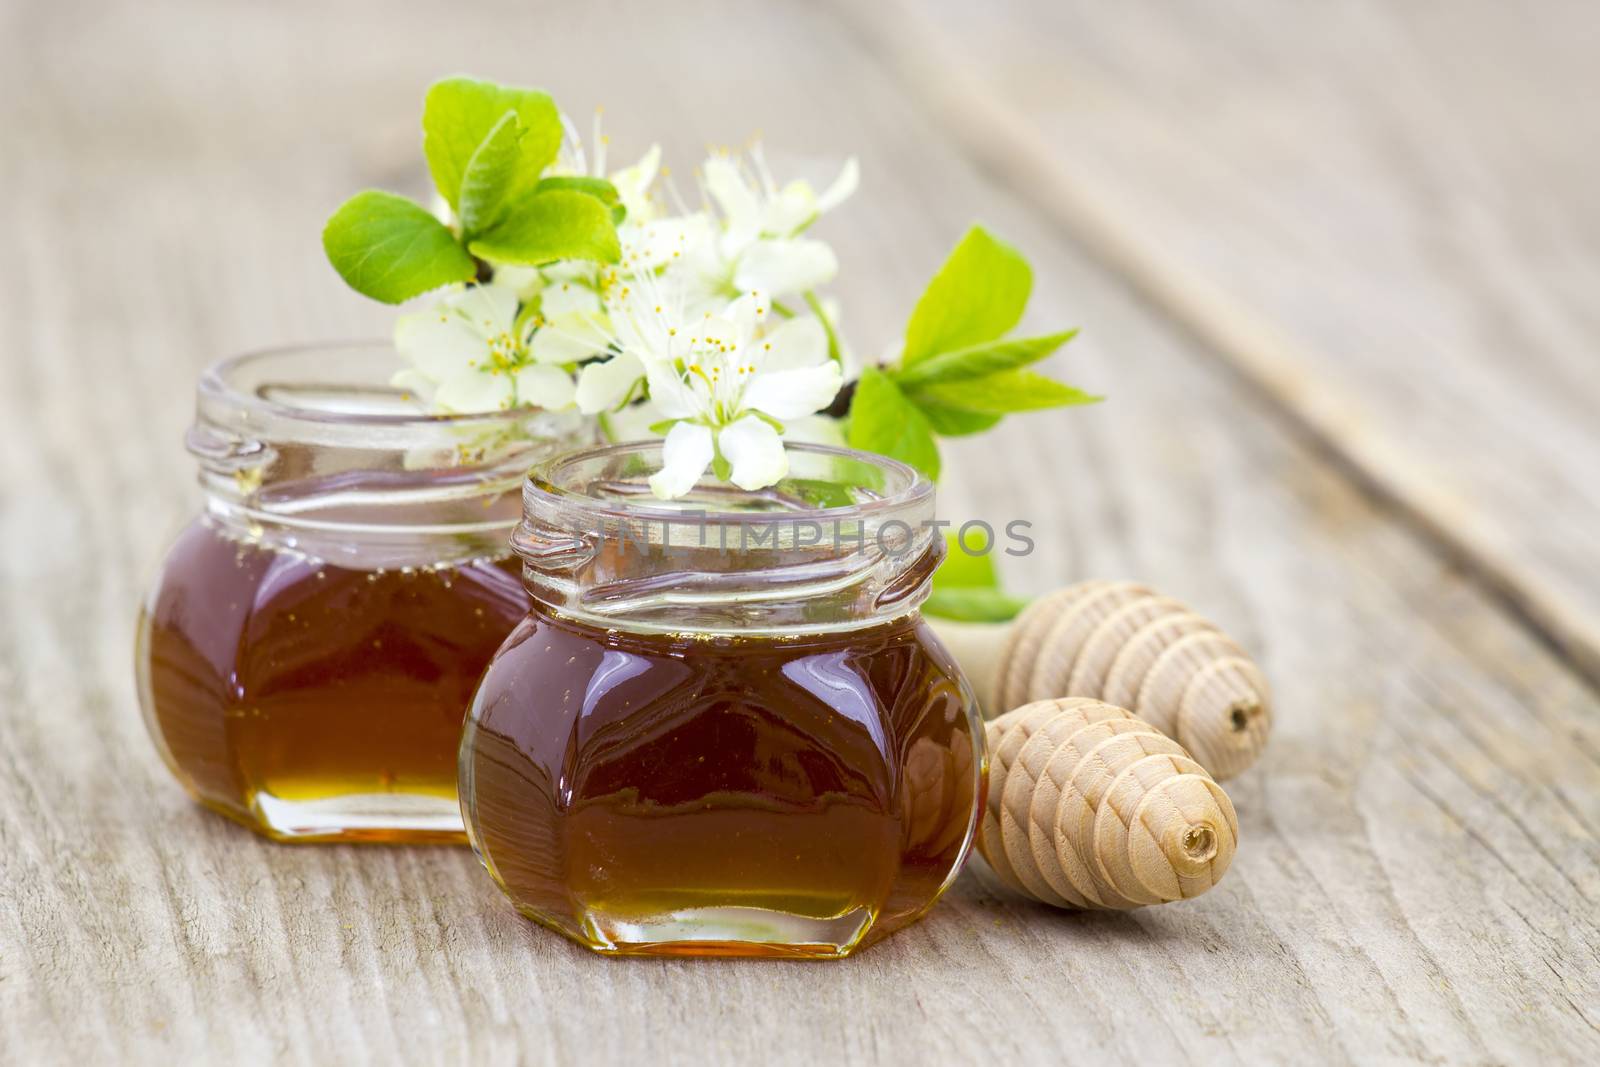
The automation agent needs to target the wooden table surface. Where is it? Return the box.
[3,1,1597,1063]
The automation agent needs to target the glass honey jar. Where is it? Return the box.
[459,442,984,957]
[136,343,593,843]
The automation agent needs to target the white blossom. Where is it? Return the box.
[392,283,576,413]
[602,286,842,496]
[679,149,858,306]
[386,133,857,498]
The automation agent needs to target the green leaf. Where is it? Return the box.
[893,330,1077,389]
[927,531,1024,621]
[321,190,476,304]
[423,76,561,210]
[902,225,1032,366]
[934,530,1000,589]
[536,177,625,223]
[923,586,1030,623]
[914,398,1002,437]
[847,367,941,480]
[784,477,859,510]
[468,190,621,266]
[912,369,1102,415]
[456,110,525,236]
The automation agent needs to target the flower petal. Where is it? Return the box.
[541,261,594,286]
[608,286,665,358]
[433,368,513,413]
[704,156,761,248]
[782,414,848,448]
[719,416,789,491]
[694,313,742,353]
[814,295,858,375]
[624,214,712,271]
[389,368,437,404]
[760,315,828,371]
[599,398,665,443]
[394,312,489,381]
[649,421,714,499]
[643,360,702,420]
[531,310,611,364]
[734,238,838,296]
[764,181,818,237]
[610,144,662,223]
[449,283,519,333]
[576,352,646,413]
[721,290,771,339]
[427,191,454,227]
[512,364,577,411]
[815,157,860,213]
[491,265,542,300]
[740,362,843,420]
[540,282,602,317]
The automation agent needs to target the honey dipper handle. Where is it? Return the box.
[925,617,1014,716]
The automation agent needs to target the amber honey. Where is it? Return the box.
[460,606,981,957]
[138,517,527,842]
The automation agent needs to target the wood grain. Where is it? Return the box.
[852,0,1600,685]
[1,1,1597,1064]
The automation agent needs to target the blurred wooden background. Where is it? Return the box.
[1,0,1597,1063]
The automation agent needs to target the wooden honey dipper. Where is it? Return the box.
[979,697,1238,908]
[931,580,1272,780]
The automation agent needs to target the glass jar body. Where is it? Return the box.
[461,607,980,956]
[138,516,528,842]
[135,343,592,843]
[457,442,984,957]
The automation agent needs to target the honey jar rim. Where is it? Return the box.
[199,341,585,432]
[524,440,933,525]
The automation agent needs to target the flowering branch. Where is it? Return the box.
[320,75,1100,500]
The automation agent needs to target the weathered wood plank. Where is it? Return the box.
[0,1,1596,1064]
[852,0,1600,684]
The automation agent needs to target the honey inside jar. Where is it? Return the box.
[135,342,593,842]
[462,608,977,955]
[138,519,526,842]
[457,440,985,957]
